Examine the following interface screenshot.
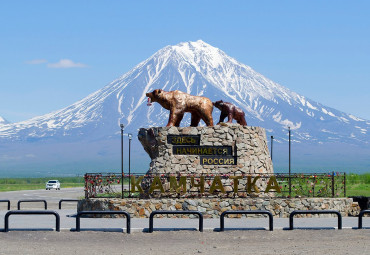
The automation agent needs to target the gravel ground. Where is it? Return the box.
[1,188,369,254]
[0,230,369,255]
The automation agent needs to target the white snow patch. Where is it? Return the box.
[272,112,301,129]
[46,120,57,128]
[306,101,317,110]
[321,129,338,134]
[339,117,349,123]
[118,94,124,115]
[321,108,336,117]
[354,126,367,133]
[349,114,364,121]
[306,110,314,117]
[328,137,339,140]
[297,95,306,106]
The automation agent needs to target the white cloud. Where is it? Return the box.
[47,59,88,68]
[25,59,47,65]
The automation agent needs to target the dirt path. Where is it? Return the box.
[0,230,369,255]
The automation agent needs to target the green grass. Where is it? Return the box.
[0,177,84,192]
[346,173,370,196]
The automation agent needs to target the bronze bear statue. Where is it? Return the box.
[146,89,214,127]
[213,100,247,126]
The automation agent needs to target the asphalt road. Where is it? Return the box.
[0,187,84,210]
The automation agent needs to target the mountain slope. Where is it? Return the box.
[0,116,9,125]
[0,40,368,146]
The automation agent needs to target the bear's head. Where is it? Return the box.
[213,100,224,110]
[146,89,163,103]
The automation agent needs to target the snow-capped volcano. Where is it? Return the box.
[0,40,368,145]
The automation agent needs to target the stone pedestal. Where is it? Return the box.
[137,124,274,198]
[138,124,274,176]
[79,197,361,218]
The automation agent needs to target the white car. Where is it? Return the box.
[46,180,61,190]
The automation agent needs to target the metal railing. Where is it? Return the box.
[149,210,203,233]
[4,210,60,232]
[289,210,342,230]
[59,199,80,209]
[220,210,273,231]
[358,210,370,229]
[76,210,131,233]
[1,207,370,232]
[84,172,346,199]
[17,200,47,210]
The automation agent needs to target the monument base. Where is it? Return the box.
[138,125,274,197]
[138,125,274,176]
[78,197,360,218]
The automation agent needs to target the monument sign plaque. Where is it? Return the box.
[167,134,200,145]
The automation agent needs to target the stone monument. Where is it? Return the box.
[138,124,274,197]
[138,90,275,197]
[78,90,360,218]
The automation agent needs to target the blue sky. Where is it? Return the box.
[1,0,369,122]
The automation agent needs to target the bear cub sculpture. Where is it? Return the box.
[146,89,214,127]
[213,100,247,126]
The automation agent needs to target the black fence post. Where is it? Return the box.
[84,174,88,199]
[344,172,346,197]
[270,135,273,161]
[288,127,291,197]
[332,171,335,198]
[358,210,370,229]
[120,124,124,199]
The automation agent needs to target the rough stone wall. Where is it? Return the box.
[79,198,360,218]
[138,124,274,175]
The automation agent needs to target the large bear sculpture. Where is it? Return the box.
[146,89,214,127]
[213,100,247,126]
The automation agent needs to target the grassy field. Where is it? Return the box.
[0,173,369,197]
[0,177,84,192]
[346,173,370,196]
